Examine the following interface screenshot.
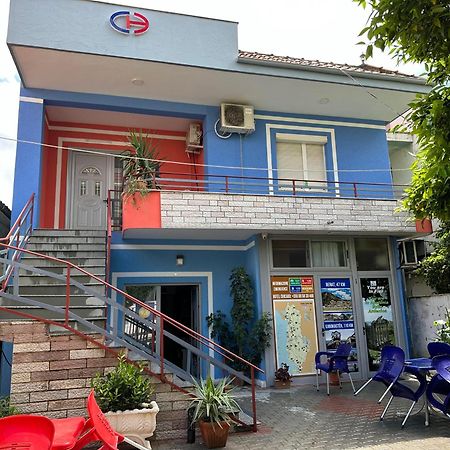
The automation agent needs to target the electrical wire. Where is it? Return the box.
[0,134,415,174]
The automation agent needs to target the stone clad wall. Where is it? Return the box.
[160,192,416,233]
[0,321,190,440]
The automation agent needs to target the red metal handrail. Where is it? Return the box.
[0,238,262,431]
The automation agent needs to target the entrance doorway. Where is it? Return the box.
[68,152,114,229]
[124,284,199,376]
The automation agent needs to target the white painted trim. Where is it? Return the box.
[111,271,215,370]
[54,138,63,228]
[48,125,185,141]
[266,124,339,196]
[255,114,385,130]
[110,241,256,251]
[19,96,43,104]
[275,133,328,144]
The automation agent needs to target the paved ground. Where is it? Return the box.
[149,379,450,450]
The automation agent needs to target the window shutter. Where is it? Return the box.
[276,142,303,188]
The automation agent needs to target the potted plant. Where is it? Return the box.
[122,130,162,195]
[0,397,18,418]
[91,354,159,449]
[207,267,272,383]
[274,363,292,389]
[190,376,241,449]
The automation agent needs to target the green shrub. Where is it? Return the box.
[91,353,155,412]
[0,397,18,418]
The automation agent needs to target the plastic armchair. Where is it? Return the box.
[426,355,450,418]
[315,343,355,395]
[0,415,55,450]
[427,342,450,358]
[354,345,405,404]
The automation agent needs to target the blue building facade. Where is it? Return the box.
[6,0,430,386]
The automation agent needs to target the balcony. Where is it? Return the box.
[110,173,419,239]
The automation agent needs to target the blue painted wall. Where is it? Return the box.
[11,98,45,225]
[13,87,394,222]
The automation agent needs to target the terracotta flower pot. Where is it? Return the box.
[274,379,291,389]
[415,218,433,233]
[198,421,230,449]
[329,372,340,386]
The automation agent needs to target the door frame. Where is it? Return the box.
[66,150,115,229]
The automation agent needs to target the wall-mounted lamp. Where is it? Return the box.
[176,255,184,266]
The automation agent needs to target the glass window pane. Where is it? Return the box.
[312,241,346,267]
[355,238,390,271]
[80,180,87,196]
[95,181,101,197]
[272,240,309,267]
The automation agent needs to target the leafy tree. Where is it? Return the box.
[207,266,272,372]
[415,222,450,294]
[354,0,450,222]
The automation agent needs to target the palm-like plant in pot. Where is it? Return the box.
[91,354,159,449]
[122,130,162,195]
[190,377,241,449]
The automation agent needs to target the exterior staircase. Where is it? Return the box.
[0,229,107,329]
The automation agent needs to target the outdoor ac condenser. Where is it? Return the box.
[220,103,255,134]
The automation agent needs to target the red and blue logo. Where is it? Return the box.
[110,11,149,35]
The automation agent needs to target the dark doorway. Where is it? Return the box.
[160,285,199,375]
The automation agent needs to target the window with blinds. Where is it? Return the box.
[276,135,327,191]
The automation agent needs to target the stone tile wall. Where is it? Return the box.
[160,192,416,234]
[0,321,190,440]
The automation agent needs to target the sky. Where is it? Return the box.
[0,0,423,209]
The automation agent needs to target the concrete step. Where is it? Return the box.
[18,282,105,296]
[21,257,106,268]
[19,265,105,277]
[28,243,106,252]
[33,229,106,238]
[22,250,105,259]
[0,294,106,308]
[19,272,104,286]
[29,236,106,245]
[0,304,106,320]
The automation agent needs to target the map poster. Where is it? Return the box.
[271,276,318,376]
[320,278,358,372]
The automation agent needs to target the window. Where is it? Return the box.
[276,134,327,191]
[311,241,346,267]
[355,238,390,271]
[272,240,309,267]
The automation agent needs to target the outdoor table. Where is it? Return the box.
[404,357,434,426]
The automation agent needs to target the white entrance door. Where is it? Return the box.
[71,153,110,229]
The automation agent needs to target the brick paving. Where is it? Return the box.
[149,380,450,450]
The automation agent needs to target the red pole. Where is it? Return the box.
[292,179,296,196]
[160,316,165,379]
[225,176,229,194]
[65,265,71,326]
[251,366,257,432]
[353,183,358,198]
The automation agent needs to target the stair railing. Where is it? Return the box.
[0,193,34,290]
[0,240,263,431]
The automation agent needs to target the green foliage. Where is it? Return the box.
[122,130,162,193]
[0,397,18,418]
[433,309,450,344]
[91,353,155,412]
[189,376,240,426]
[207,266,272,372]
[353,1,450,222]
[415,222,450,294]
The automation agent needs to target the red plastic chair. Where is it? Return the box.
[69,390,124,450]
[51,417,87,450]
[0,415,55,450]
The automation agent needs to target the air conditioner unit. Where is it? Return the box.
[186,123,203,154]
[399,239,426,267]
[220,103,255,134]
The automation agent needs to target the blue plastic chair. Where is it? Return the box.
[315,343,355,395]
[426,355,450,418]
[428,341,450,358]
[354,345,405,402]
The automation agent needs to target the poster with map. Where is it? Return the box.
[271,276,318,376]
